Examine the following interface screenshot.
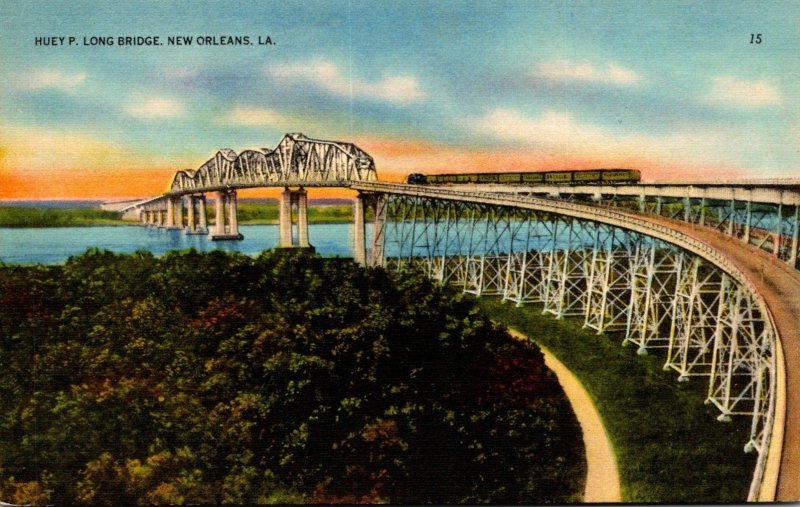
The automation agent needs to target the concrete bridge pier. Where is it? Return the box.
[227,191,240,237]
[213,192,224,236]
[186,197,196,232]
[210,190,243,241]
[165,197,183,230]
[279,188,292,246]
[198,195,208,232]
[278,187,311,249]
[353,194,366,265]
[185,195,208,235]
[166,201,173,227]
[297,189,309,248]
[176,198,185,229]
[352,193,386,267]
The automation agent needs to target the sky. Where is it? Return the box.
[0,1,798,199]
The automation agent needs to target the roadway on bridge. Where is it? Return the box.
[626,211,800,501]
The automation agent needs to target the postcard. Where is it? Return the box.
[1,1,798,504]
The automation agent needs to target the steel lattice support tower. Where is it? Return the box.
[542,217,593,319]
[663,256,724,379]
[585,225,635,334]
[625,237,683,354]
[503,220,553,305]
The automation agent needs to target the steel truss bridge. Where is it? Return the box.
[120,134,800,502]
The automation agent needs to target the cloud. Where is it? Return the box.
[705,76,782,108]
[125,95,186,118]
[480,108,613,148]
[478,108,732,160]
[354,132,745,184]
[22,70,86,91]
[224,106,290,127]
[268,58,425,104]
[472,107,752,179]
[536,60,641,86]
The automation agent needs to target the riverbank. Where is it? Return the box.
[0,207,126,227]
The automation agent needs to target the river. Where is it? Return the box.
[0,219,606,265]
[0,223,369,265]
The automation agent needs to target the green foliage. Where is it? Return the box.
[0,203,357,228]
[0,250,583,504]
[480,298,755,503]
[0,207,126,227]
[231,203,354,224]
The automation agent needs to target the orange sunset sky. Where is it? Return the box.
[0,135,748,201]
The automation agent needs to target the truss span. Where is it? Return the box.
[168,133,377,194]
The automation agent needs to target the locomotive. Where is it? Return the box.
[406,169,641,185]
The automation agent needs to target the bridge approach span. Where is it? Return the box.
[352,181,795,502]
[124,178,794,500]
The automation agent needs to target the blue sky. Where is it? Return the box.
[0,1,798,197]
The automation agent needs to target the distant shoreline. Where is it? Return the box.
[0,204,356,228]
[0,219,356,228]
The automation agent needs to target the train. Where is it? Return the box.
[406,169,641,185]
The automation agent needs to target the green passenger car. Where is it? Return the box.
[521,172,545,183]
[602,169,641,182]
[408,169,640,185]
[499,173,522,183]
[544,172,574,183]
[573,170,601,182]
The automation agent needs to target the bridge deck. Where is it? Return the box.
[626,212,800,501]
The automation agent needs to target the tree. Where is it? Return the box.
[0,249,583,504]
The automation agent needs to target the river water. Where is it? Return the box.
[0,224,369,265]
[0,219,608,265]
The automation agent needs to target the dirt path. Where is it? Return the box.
[508,329,622,503]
